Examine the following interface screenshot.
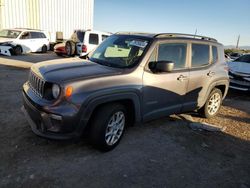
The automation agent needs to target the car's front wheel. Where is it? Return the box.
[13,45,22,55]
[90,103,127,151]
[199,88,222,118]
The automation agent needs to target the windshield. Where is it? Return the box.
[90,35,150,68]
[234,54,250,63]
[0,29,21,38]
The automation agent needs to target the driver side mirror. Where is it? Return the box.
[149,61,174,72]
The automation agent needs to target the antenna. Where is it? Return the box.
[194,29,197,38]
[236,35,240,49]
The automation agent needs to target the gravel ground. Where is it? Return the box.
[0,54,249,188]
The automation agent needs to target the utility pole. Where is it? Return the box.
[236,35,240,49]
[0,0,3,30]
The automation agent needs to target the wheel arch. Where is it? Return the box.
[78,92,142,133]
[198,79,229,108]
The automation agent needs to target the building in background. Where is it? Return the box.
[0,0,94,41]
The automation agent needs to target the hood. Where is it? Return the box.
[228,61,250,75]
[0,37,14,43]
[31,59,123,83]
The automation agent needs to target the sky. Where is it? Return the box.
[94,0,250,46]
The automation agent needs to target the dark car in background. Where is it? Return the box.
[230,52,242,60]
[228,54,250,91]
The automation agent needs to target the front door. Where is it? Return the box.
[142,42,189,121]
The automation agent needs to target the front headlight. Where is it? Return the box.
[52,84,60,99]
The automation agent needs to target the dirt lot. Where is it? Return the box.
[0,53,249,188]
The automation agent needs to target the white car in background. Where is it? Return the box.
[0,28,50,56]
[54,30,111,57]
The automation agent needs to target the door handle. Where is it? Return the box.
[207,71,215,77]
[177,75,188,82]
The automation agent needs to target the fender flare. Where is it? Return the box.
[199,78,229,108]
[77,91,142,131]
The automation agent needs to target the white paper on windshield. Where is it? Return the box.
[129,40,148,48]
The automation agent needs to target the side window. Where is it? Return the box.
[157,43,187,69]
[212,46,218,64]
[102,35,109,41]
[191,44,209,67]
[39,32,46,38]
[30,32,41,39]
[89,33,99,45]
[20,32,30,39]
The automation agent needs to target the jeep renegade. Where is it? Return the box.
[22,33,229,151]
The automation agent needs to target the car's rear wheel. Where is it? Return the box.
[65,41,75,56]
[41,45,47,53]
[199,88,222,118]
[90,103,127,151]
[13,45,22,55]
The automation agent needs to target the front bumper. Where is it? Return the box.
[229,79,250,91]
[22,90,84,140]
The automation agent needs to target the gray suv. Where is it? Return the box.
[22,33,229,151]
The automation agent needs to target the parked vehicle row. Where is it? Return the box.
[54,30,111,57]
[22,32,229,151]
[0,28,50,56]
[228,54,250,91]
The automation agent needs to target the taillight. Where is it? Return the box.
[82,45,87,53]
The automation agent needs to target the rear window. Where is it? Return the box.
[30,32,46,39]
[89,34,99,45]
[191,44,209,67]
[77,31,85,42]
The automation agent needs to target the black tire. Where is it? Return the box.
[41,45,47,53]
[198,88,222,118]
[65,41,75,56]
[90,103,127,152]
[13,45,22,55]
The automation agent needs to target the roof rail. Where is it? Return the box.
[14,27,42,31]
[154,33,217,42]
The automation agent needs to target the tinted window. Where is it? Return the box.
[192,44,209,67]
[157,43,187,69]
[30,32,45,39]
[212,46,218,64]
[102,35,109,41]
[234,54,250,63]
[89,34,99,45]
[77,31,85,42]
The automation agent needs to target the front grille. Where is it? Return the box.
[28,71,46,98]
[229,71,246,81]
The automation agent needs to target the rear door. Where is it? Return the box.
[182,43,217,111]
[142,41,189,121]
[30,32,48,52]
[18,32,32,53]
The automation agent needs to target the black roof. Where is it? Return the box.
[116,32,218,42]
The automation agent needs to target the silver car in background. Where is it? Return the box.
[228,54,250,91]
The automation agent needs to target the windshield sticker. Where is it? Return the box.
[129,40,148,48]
